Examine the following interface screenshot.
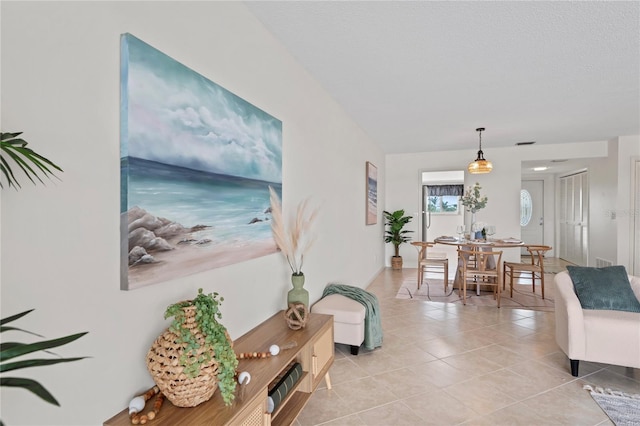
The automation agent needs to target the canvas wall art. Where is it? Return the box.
[366,161,377,225]
[120,33,282,290]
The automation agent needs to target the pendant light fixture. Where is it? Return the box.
[468,127,493,174]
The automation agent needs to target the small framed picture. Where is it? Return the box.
[366,162,377,225]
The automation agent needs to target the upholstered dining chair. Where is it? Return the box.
[457,247,503,307]
[503,245,552,299]
[411,242,449,291]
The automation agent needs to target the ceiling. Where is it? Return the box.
[245,1,639,160]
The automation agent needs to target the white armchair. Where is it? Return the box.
[554,270,640,376]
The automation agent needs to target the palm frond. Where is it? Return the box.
[0,332,88,362]
[1,357,88,374]
[1,309,35,326]
[0,310,88,415]
[0,132,63,189]
[0,377,59,406]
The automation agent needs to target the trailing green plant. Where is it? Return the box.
[1,132,63,189]
[0,309,88,417]
[383,209,413,257]
[165,289,238,406]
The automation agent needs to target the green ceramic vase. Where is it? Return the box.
[287,273,309,308]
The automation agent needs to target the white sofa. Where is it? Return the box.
[554,270,640,376]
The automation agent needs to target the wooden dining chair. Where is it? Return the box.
[457,247,503,307]
[503,245,552,299]
[412,242,449,291]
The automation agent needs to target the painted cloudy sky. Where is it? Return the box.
[121,34,282,184]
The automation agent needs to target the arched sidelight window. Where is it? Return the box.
[520,189,533,226]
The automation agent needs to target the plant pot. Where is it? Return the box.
[146,305,220,407]
[391,256,403,270]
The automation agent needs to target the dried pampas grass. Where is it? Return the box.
[269,186,318,274]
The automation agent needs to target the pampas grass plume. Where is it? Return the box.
[269,186,317,274]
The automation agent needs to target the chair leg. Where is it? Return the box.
[462,278,467,305]
[503,265,507,291]
[532,274,536,294]
[541,273,545,299]
[444,262,449,292]
[510,269,514,298]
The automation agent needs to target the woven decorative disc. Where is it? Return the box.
[285,302,309,330]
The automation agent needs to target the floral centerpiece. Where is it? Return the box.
[460,182,488,236]
[460,182,488,213]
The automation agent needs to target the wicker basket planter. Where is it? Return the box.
[146,305,220,407]
[391,256,403,270]
[146,290,238,407]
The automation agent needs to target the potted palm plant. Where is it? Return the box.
[383,210,413,270]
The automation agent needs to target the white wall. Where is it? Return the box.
[587,140,619,266]
[616,135,640,271]
[386,146,523,269]
[545,136,639,269]
[386,141,611,270]
[0,2,384,425]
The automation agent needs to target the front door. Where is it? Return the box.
[521,180,544,255]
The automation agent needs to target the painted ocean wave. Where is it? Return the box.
[122,157,280,243]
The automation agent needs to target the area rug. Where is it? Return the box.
[395,275,555,311]
[584,385,640,426]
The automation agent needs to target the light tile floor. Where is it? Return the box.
[295,265,640,426]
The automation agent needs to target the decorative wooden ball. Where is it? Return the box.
[285,302,308,330]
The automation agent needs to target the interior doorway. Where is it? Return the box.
[420,170,464,281]
[420,170,464,242]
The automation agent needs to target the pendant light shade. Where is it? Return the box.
[468,127,493,174]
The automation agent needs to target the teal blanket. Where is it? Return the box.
[322,284,383,350]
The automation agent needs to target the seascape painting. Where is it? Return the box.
[366,162,377,225]
[120,33,282,290]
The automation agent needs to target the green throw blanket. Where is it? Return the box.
[322,283,383,350]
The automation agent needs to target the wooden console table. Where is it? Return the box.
[104,311,334,426]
